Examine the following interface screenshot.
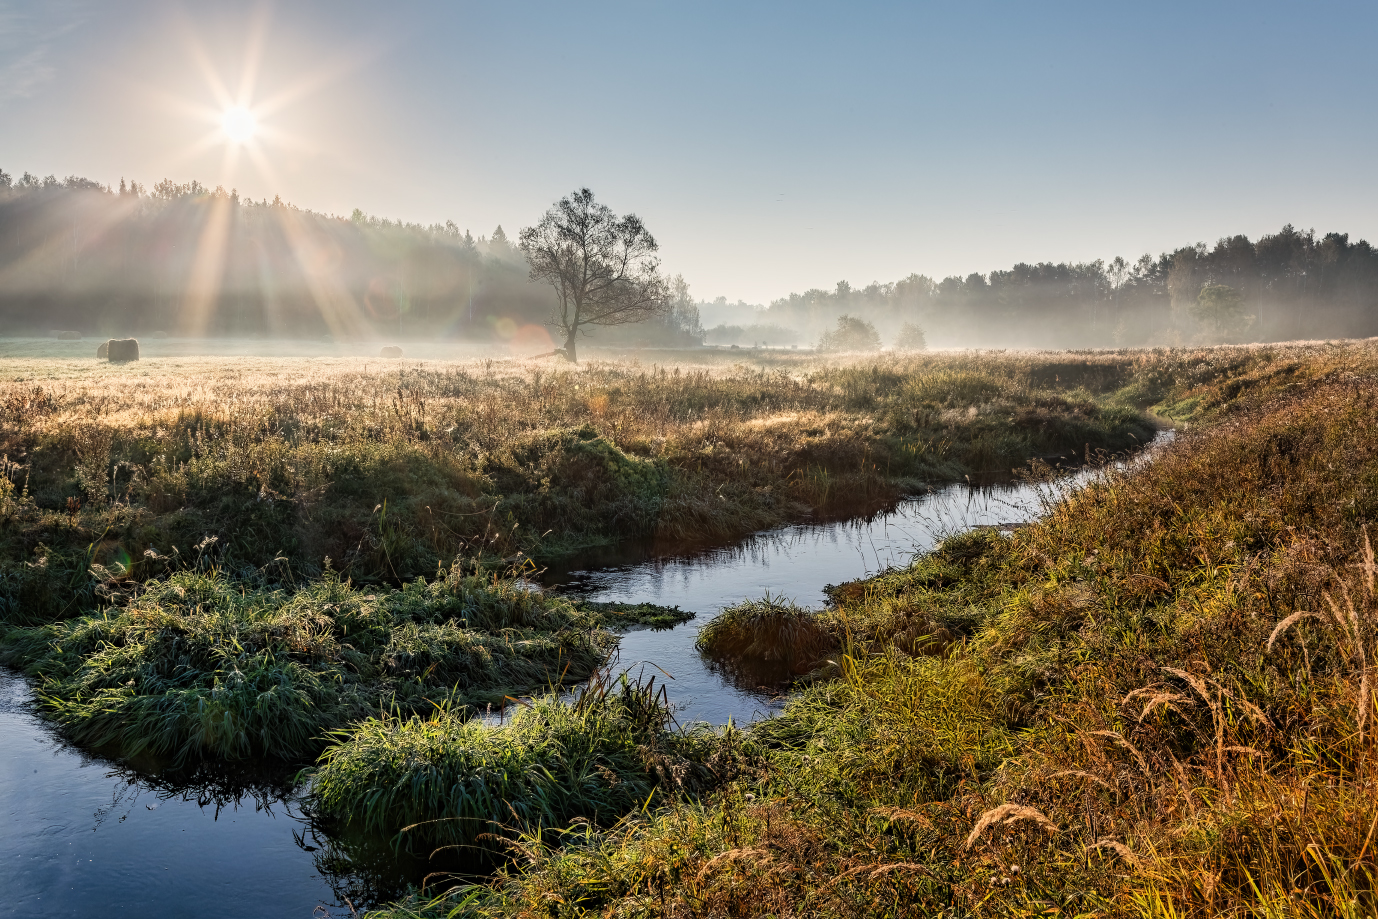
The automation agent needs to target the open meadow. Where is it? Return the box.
[3,338,1378,917]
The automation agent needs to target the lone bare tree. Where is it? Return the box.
[519,188,668,362]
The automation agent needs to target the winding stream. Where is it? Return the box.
[0,437,1169,917]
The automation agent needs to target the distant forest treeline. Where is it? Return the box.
[745,227,1378,348]
[2,168,1376,348]
[0,170,702,347]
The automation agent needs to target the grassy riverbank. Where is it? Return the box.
[0,347,1155,603]
[360,342,1378,917]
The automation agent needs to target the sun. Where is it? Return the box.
[220,106,258,144]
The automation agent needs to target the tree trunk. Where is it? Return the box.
[564,327,578,363]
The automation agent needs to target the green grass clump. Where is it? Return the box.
[309,675,727,854]
[0,563,617,763]
[695,593,836,681]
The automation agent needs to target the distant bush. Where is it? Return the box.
[1191,281,1255,341]
[895,321,927,351]
[816,315,880,352]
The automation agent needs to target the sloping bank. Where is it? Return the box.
[362,372,1378,917]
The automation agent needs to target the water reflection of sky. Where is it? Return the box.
[0,669,353,919]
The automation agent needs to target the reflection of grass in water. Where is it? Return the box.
[302,819,441,912]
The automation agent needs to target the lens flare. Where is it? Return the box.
[220,106,257,144]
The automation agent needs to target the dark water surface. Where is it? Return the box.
[0,436,1169,917]
[0,670,338,918]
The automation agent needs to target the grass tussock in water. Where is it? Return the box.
[309,673,740,855]
[0,562,685,763]
[695,593,837,684]
[574,601,693,632]
[366,365,1378,917]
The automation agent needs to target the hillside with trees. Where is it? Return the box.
[759,228,1378,348]
[0,170,702,348]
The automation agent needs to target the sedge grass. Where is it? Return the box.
[695,593,837,684]
[309,673,731,855]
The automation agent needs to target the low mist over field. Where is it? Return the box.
[2,176,1376,351]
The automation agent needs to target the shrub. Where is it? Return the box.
[816,315,881,352]
[894,322,927,351]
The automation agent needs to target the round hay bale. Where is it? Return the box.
[56,330,82,341]
[151,330,169,339]
[379,345,404,358]
[97,341,109,359]
[106,339,140,363]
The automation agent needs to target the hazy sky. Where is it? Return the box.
[2,1,1375,303]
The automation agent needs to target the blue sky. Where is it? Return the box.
[1,0,1375,302]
